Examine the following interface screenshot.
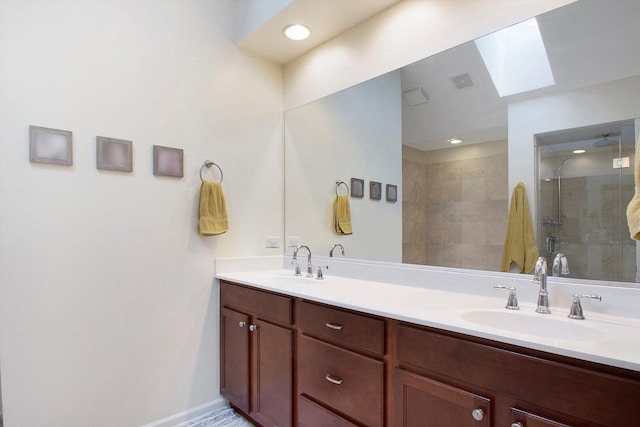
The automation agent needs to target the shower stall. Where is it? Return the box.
[536,120,636,282]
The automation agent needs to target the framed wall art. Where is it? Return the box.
[386,184,398,202]
[97,136,132,172]
[370,181,382,200]
[153,145,184,177]
[29,125,72,166]
[350,178,364,198]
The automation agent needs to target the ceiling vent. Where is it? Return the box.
[451,73,474,89]
[402,86,429,106]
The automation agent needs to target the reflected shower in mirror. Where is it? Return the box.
[537,120,637,282]
[284,0,640,284]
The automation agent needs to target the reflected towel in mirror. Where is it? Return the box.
[627,134,640,240]
[334,195,352,235]
[198,181,228,235]
[501,182,538,273]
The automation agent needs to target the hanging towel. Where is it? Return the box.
[501,182,539,273]
[198,181,228,235]
[627,134,640,240]
[333,195,352,235]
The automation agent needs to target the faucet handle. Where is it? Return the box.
[493,285,519,310]
[568,294,602,320]
[316,265,329,280]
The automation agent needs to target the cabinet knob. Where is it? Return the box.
[325,374,344,385]
[472,408,484,421]
[511,423,524,427]
[249,324,257,332]
[238,321,246,328]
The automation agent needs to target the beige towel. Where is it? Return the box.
[333,195,352,235]
[198,181,228,235]
[627,134,640,240]
[501,182,539,273]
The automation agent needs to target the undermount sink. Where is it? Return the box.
[460,309,606,341]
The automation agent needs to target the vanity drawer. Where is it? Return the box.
[298,395,358,427]
[298,335,384,427]
[220,280,292,325]
[298,300,384,355]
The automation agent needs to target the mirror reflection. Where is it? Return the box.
[284,0,640,284]
[537,120,637,282]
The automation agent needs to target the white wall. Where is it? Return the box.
[284,72,402,262]
[0,1,283,426]
[508,75,640,225]
[283,0,576,110]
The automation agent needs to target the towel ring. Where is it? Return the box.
[336,181,349,196]
[200,160,223,183]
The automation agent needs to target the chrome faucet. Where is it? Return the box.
[533,256,551,314]
[330,243,345,257]
[552,253,569,276]
[293,245,313,277]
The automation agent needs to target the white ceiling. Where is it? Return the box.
[239,0,640,152]
[237,0,402,65]
[401,0,640,151]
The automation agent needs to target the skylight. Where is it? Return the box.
[475,18,555,97]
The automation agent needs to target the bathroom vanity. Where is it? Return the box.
[217,263,640,427]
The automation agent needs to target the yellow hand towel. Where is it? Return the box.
[627,134,640,240]
[198,181,228,236]
[501,182,539,273]
[333,195,352,235]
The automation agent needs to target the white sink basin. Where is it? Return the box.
[460,309,605,341]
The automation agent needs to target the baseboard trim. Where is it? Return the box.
[141,397,228,427]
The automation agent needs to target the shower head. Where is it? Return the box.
[593,134,618,147]
[554,157,572,178]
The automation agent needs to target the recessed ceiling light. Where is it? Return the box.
[283,24,310,41]
[573,149,586,154]
[448,138,463,144]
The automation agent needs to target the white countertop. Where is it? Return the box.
[216,268,640,372]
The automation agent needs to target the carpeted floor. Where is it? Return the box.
[175,406,253,427]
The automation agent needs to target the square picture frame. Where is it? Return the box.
[350,178,364,198]
[29,125,72,166]
[370,181,382,200]
[97,136,132,172]
[153,145,184,178]
[386,184,398,202]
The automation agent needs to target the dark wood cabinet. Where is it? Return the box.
[297,301,385,427]
[393,368,490,426]
[510,408,572,427]
[220,281,294,427]
[220,307,250,413]
[393,322,640,427]
[220,280,640,427]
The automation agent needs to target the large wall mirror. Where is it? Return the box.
[284,0,640,285]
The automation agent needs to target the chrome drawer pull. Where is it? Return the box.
[249,324,257,332]
[238,321,246,328]
[325,374,344,385]
[325,322,344,330]
[511,423,523,427]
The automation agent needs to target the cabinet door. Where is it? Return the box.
[220,307,250,413]
[251,319,293,427]
[393,368,490,427]
[511,408,572,427]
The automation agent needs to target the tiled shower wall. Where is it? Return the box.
[539,175,636,282]
[403,143,508,271]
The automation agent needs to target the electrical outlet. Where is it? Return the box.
[265,236,280,248]
[287,236,301,247]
